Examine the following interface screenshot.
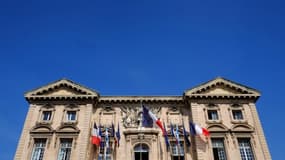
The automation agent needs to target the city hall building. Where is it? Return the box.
[14,77,271,160]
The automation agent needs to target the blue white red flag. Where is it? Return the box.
[190,122,210,137]
[142,105,164,132]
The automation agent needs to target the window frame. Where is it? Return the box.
[237,138,255,160]
[42,111,52,121]
[38,106,55,124]
[62,107,79,124]
[66,111,77,121]
[208,110,219,121]
[204,104,222,124]
[57,138,73,160]
[210,137,228,160]
[228,104,247,124]
[232,110,244,120]
[30,138,47,160]
[170,141,185,160]
[98,141,113,160]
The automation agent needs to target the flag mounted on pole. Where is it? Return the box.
[104,127,109,159]
[142,105,164,133]
[99,125,104,149]
[142,105,154,127]
[115,123,121,147]
[163,122,170,149]
[170,123,179,144]
[174,124,180,144]
[189,122,210,137]
[92,123,101,146]
[105,127,109,148]
[183,122,191,147]
[112,123,115,137]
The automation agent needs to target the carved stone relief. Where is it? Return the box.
[120,105,161,128]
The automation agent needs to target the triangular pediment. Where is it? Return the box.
[184,77,260,99]
[25,79,99,101]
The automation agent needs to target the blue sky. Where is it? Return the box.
[0,0,284,159]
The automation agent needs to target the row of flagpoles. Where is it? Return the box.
[91,105,210,157]
[142,104,210,149]
[163,121,210,149]
[92,122,121,148]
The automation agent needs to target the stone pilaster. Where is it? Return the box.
[249,103,271,160]
[14,104,36,160]
[77,104,93,160]
[190,102,209,160]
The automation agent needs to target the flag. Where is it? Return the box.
[99,125,104,148]
[190,122,210,137]
[112,123,115,137]
[115,123,121,147]
[105,127,109,148]
[163,122,170,149]
[174,124,180,144]
[92,123,101,146]
[170,123,175,136]
[183,122,191,147]
[104,127,109,160]
[142,105,164,132]
[142,105,154,127]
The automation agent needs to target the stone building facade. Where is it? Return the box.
[14,77,271,160]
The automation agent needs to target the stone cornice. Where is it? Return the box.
[99,96,183,103]
[25,95,97,102]
[185,94,259,100]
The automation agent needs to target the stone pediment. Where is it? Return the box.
[207,124,229,132]
[25,79,99,101]
[184,77,260,100]
[55,124,80,134]
[30,124,54,134]
[231,124,254,132]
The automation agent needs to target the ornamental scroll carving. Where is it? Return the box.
[120,105,161,128]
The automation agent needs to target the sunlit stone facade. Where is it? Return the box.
[14,77,271,160]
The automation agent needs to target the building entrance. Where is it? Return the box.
[134,143,149,160]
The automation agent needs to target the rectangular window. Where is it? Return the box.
[57,139,72,160]
[66,111,76,121]
[238,138,255,160]
[232,110,243,120]
[208,110,219,120]
[98,142,112,160]
[211,138,227,160]
[30,138,46,160]
[42,111,52,121]
[171,142,184,160]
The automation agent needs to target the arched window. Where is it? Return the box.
[134,143,149,160]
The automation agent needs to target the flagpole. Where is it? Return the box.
[140,100,142,160]
[177,124,180,160]
[104,127,106,160]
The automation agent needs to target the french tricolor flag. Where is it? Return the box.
[92,123,101,146]
[142,105,164,133]
[189,122,210,137]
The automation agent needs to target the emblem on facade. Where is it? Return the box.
[120,105,161,128]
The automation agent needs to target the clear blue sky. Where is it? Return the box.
[0,0,284,159]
